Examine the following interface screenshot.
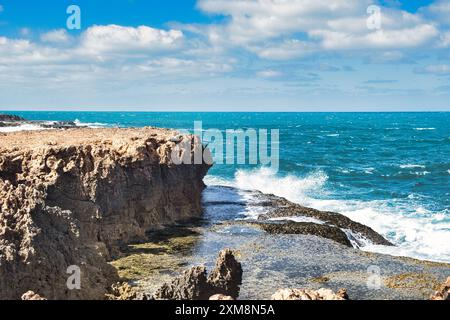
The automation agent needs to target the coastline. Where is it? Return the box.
[110,185,449,300]
[0,126,210,299]
[0,121,448,300]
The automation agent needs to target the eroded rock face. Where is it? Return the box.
[154,249,243,300]
[0,128,211,300]
[106,282,139,301]
[207,249,243,298]
[271,288,349,300]
[154,266,212,300]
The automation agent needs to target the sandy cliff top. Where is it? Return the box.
[0,127,180,151]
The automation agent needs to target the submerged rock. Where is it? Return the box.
[256,221,352,247]
[154,249,243,300]
[257,194,392,247]
[271,288,349,300]
[430,277,450,300]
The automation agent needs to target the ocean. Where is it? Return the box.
[2,111,449,263]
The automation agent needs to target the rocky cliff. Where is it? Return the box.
[0,127,210,300]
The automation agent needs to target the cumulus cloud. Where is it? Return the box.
[41,29,71,43]
[79,25,183,55]
[311,24,438,50]
[0,1,449,109]
[0,23,230,87]
[194,0,443,58]
[423,0,450,26]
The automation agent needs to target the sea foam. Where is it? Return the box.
[0,123,48,133]
[205,168,450,263]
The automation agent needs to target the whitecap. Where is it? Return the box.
[0,123,49,133]
[204,168,450,263]
[413,171,430,176]
[268,216,325,225]
[74,119,108,128]
[234,167,328,203]
[414,127,436,131]
[399,164,426,169]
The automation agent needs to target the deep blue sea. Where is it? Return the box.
[3,111,450,262]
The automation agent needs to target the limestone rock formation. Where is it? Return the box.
[21,291,47,300]
[207,248,243,298]
[154,249,243,300]
[430,277,450,300]
[271,288,349,300]
[154,266,212,300]
[106,282,139,300]
[0,127,211,299]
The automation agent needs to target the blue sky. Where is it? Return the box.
[0,0,449,111]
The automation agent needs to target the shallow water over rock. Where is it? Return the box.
[112,185,450,300]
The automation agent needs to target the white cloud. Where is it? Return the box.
[369,50,405,63]
[0,23,231,87]
[197,0,370,45]
[0,5,4,13]
[424,0,450,25]
[0,2,449,109]
[256,69,283,78]
[439,31,450,47]
[311,24,438,50]
[254,39,316,59]
[80,25,183,55]
[420,64,450,75]
[41,29,71,43]
[195,0,442,59]
[0,36,73,65]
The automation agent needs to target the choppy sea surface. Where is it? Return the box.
[2,111,449,263]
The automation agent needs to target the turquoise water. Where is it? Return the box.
[4,111,450,262]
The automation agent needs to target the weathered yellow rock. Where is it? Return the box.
[0,127,211,300]
[271,288,349,300]
[430,277,450,300]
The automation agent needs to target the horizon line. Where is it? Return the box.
[1,109,450,113]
